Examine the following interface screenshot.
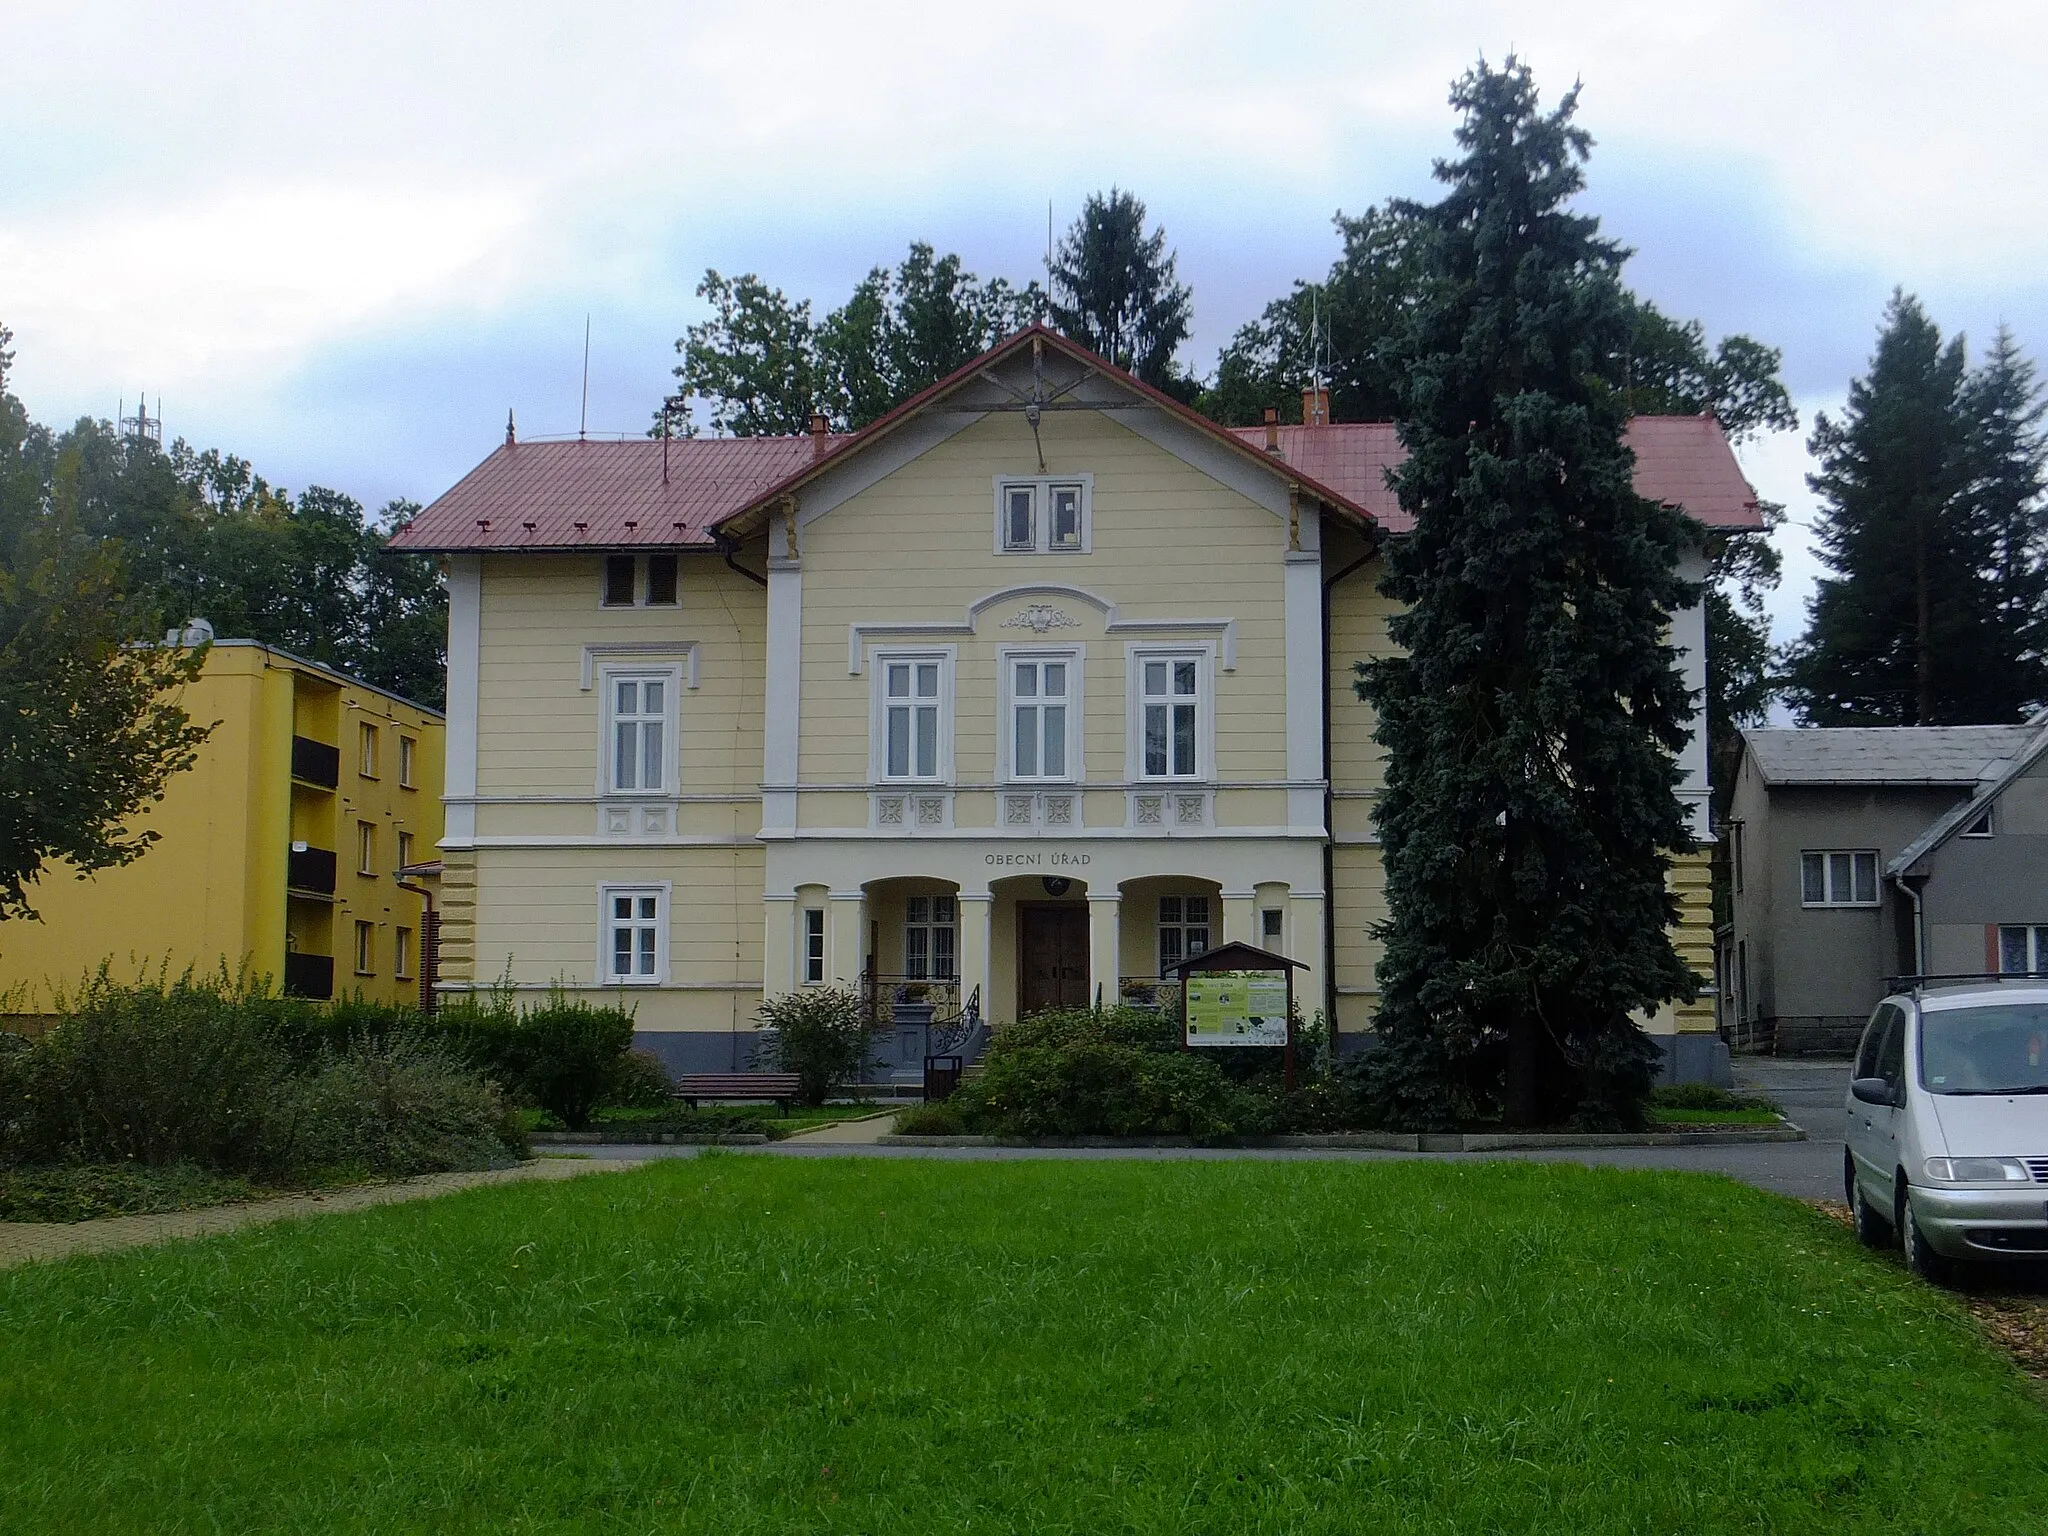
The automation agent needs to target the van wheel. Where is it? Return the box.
[1847,1152,1891,1248]
[1899,1184,1953,1285]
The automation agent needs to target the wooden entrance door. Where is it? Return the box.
[1018,905,1090,1015]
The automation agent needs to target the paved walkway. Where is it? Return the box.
[779,1111,897,1145]
[0,1156,645,1270]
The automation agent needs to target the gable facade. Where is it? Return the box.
[398,327,1754,1082]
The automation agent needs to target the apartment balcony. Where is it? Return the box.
[282,952,334,1000]
[290,735,340,789]
[286,846,337,897]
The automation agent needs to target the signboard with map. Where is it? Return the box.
[1183,969,1291,1048]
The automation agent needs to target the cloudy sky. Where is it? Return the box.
[6,1,2045,641]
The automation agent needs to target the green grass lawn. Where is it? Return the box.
[1649,1106,1786,1126]
[1,1156,2041,1533]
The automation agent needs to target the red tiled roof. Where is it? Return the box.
[388,434,851,552]
[1223,414,1761,533]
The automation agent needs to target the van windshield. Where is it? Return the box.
[1919,1003,2048,1094]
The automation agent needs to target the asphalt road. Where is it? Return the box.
[573,1057,1858,1202]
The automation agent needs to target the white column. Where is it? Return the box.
[1222,891,1257,946]
[1283,512,1326,834]
[958,892,993,1024]
[442,555,481,848]
[828,889,865,988]
[761,554,802,838]
[1088,892,1121,1007]
[1291,889,1327,1029]
[1673,549,1712,842]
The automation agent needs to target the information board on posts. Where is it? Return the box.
[1183,969,1290,1047]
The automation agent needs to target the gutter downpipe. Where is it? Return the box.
[711,529,768,588]
[1892,871,1928,979]
[1321,533,1379,1054]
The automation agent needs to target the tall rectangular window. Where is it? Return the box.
[1261,908,1284,948]
[645,553,679,606]
[1001,484,1037,550]
[356,821,377,876]
[358,722,379,778]
[396,830,415,871]
[398,734,417,788]
[1800,849,1878,907]
[1158,895,1211,975]
[353,920,375,976]
[881,658,943,780]
[1140,655,1202,779]
[608,674,668,793]
[603,887,664,983]
[904,895,957,980]
[394,926,414,979]
[803,909,826,985]
[2000,926,2048,975]
[602,554,637,606]
[1010,656,1070,780]
[1048,484,1084,549]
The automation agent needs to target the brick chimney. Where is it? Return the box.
[1301,384,1330,427]
[1263,406,1281,454]
[809,412,829,458]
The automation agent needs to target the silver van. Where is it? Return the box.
[1844,978,2048,1282]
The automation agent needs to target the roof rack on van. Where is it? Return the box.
[1883,972,2046,995]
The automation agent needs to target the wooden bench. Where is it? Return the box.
[670,1073,805,1114]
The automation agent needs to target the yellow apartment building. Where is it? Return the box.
[0,638,445,1013]
[392,325,1753,1082]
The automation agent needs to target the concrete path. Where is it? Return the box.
[779,1111,897,1145]
[0,1156,645,1270]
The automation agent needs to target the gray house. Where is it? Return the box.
[1725,714,2048,1053]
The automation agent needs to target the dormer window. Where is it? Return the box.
[994,476,1091,554]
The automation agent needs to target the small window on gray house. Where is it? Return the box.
[1801,850,1878,908]
[645,553,679,606]
[1962,807,1993,838]
[602,555,637,606]
[1999,926,2048,975]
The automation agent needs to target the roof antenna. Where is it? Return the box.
[660,405,670,486]
[1042,199,1053,322]
[578,315,591,441]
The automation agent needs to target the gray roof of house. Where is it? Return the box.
[1890,715,2048,875]
[1742,725,2038,787]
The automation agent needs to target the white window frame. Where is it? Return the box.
[598,665,681,797]
[398,734,417,788]
[868,647,956,785]
[394,925,414,980]
[1800,849,1880,909]
[598,882,670,986]
[998,645,1083,784]
[1157,893,1213,976]
[353,920,375,977]
[801,908,826,986]
[1962,805,1995,838]
[1999,925,2048,975]
[1126,644,1214,783]
[903,894,958,980]
[992,474,1092,555]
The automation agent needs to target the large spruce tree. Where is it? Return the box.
[1784,295,2048,724]
[1355,59,1701,1130]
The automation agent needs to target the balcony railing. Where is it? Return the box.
[291,735,340,788]
[283,953,334,1000]
[1119,977,1183,1014]
[286,846,337,896]
[862,973,961,1020]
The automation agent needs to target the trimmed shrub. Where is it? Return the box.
[265,1034,525,1176]
[892,1103,966,1136]
[757,987,886,1107]
[496,998,635,1131]
[608,1049,676,1109]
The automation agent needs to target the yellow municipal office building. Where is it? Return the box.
[394,326,1757,1080]
[0,639,445,1012]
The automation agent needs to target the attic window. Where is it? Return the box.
[995,476,1091,554]
[602,555,636,606]
[1963,807,1994,838]
[645,554,679,606]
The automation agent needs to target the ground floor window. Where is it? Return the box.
[2000,925,2048,975]
[1157,895,1211,975]
[602,885,666,984]
[803,909,826,985]
[353,920,374,976]
[904,894,956,979]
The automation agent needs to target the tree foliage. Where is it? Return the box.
[1048,189,1195,393]
[1783,293,2048,725]
[0,325,212,922]
[665,246,1041,435]
[1354,58,1701,1131]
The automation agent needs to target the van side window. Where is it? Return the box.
[1854,1007,1890,1079]
[1875,1007,1906,1086]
